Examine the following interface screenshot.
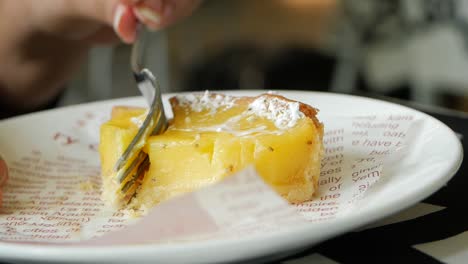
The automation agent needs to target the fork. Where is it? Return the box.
[113,25,168,203]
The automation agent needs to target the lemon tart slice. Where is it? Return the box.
[99,92,323,210]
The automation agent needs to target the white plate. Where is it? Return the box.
[0,91,463,264]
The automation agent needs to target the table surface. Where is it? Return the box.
[273,100,468,264]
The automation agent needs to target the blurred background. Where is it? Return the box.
[61,0,468,112]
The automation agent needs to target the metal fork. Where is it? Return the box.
[113,25,168,203]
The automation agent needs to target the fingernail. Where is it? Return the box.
[135,7,161,26]
[113,4,126,37]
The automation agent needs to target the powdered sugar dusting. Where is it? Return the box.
[176,91,236,114]
[130,117,144,127]
[130,111,148,128]
[248,96,304,129]
[176,92,305,130]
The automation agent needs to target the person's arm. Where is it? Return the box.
[0,0,201,116]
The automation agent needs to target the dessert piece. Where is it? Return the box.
[99,106,147,208]
[99,92,324,210]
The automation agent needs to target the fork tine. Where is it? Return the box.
[113,71,164,172]
[115,99,165,185]
[116,151,147,183]
[120,156,150,203]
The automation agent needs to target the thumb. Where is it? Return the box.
[112,3,139,43]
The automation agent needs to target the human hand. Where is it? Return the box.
[0,156,9,207]
[0,0,202,114]
[27,0,203,44]
[117,0,203,43]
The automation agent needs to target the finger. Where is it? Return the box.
[113,4,138,43]
[159,0,202,28]
[66,0,120,28]
[0,156,9,188]
[134,0,164,30]
[134,0,201,31]
[65,0,138,43]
